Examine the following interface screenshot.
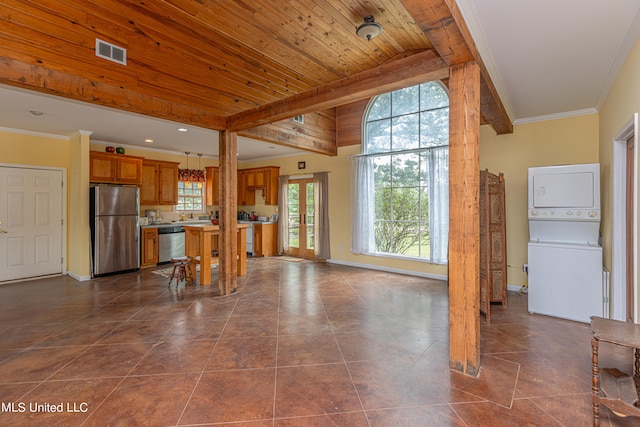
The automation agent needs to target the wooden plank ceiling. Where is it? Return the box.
[0,0,512,155]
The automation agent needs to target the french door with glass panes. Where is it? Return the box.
[287,179,315,258]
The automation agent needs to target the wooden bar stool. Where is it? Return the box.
[167,256,194,287]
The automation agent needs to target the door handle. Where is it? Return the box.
[0,229,7,234]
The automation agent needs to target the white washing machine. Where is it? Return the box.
[528,241,605,323]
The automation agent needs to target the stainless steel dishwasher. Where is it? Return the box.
[157,225,185,263]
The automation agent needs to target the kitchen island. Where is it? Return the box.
[182,223,249,286]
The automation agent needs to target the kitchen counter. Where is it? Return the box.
[141,220,212,229]
[142,219,277,229]
[238,220,278,224]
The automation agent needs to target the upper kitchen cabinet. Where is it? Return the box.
[140,159,179,205]
[245,169,266,189]
[89,151,144,185]
[260,166,280,205]
[239,166,280,205]
[206,166,280,206]
[205,166,219,206]
[237,169,256,206]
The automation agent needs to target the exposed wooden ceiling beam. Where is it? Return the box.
[0,56,227,130]
[227,49,448,132]
[400,0,513,135]
[239,126,337,157]
[239,110,337,156]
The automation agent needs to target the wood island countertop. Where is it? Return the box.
[182,223,250,231]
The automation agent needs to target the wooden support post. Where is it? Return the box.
[218,130,239,295]
[448,61,481,376]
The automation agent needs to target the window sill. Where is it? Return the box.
[363,251,447,265]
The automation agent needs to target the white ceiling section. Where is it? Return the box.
[2,1,640,158]
[0,84,299,161]
[457,0,640,123]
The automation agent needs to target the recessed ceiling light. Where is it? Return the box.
[145,139,154,143]
[29,110,44,116]
[177,127,188,132]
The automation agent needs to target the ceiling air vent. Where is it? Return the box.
[95,38,127,65]
[293,115,304,124]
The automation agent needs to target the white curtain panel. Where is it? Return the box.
[350,156,375,254]
[427,146,449,263]
[313,172,330,259]
[350,149,448,262]
[277,175,289,254]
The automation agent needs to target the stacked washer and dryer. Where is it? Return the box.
[527,163,609,323]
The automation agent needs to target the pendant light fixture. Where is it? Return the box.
[184,152,191,187]
[356,15,383,41]
[197,154,203,189]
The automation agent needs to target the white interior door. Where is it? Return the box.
[0,166,63,281]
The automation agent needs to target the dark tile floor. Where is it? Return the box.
[0,258,637,426]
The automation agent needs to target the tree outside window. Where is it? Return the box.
[362,81,449,262]
[177,181,204,212]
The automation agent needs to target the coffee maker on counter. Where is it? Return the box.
[146,209,162,224]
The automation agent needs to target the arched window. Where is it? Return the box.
[351,81,449,262]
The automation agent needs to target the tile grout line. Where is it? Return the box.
[322,268,373,427]
[80,287,198,426]
[270,261,284,427]
[173,294,240,426]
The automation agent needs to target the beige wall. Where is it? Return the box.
[244,146,449,278]
[0,111,614,286]
[598,36,640,316]
[67,131,91,278]
[248,113,599,283]
[0,129,83,275]
[479,114,600,288]
[1,129,72,167]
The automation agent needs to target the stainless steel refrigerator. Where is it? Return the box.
[90,185,140,276]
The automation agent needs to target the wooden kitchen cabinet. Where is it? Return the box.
[141,227,159,268]
[89,151,144,185]
[140,159,179,205]
[237,170,255,205]
[261,167,280,205]
[253,223,277,257]
[244,169,256,188]
[158,161,179,204]
[205,166,219,206]
[245,169,266,189]
[237,166,280,205]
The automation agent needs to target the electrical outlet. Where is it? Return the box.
[523,264,528,273]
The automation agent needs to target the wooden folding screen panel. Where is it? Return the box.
[480,170,508,323]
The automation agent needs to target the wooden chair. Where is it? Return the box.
[590,316,640,425]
